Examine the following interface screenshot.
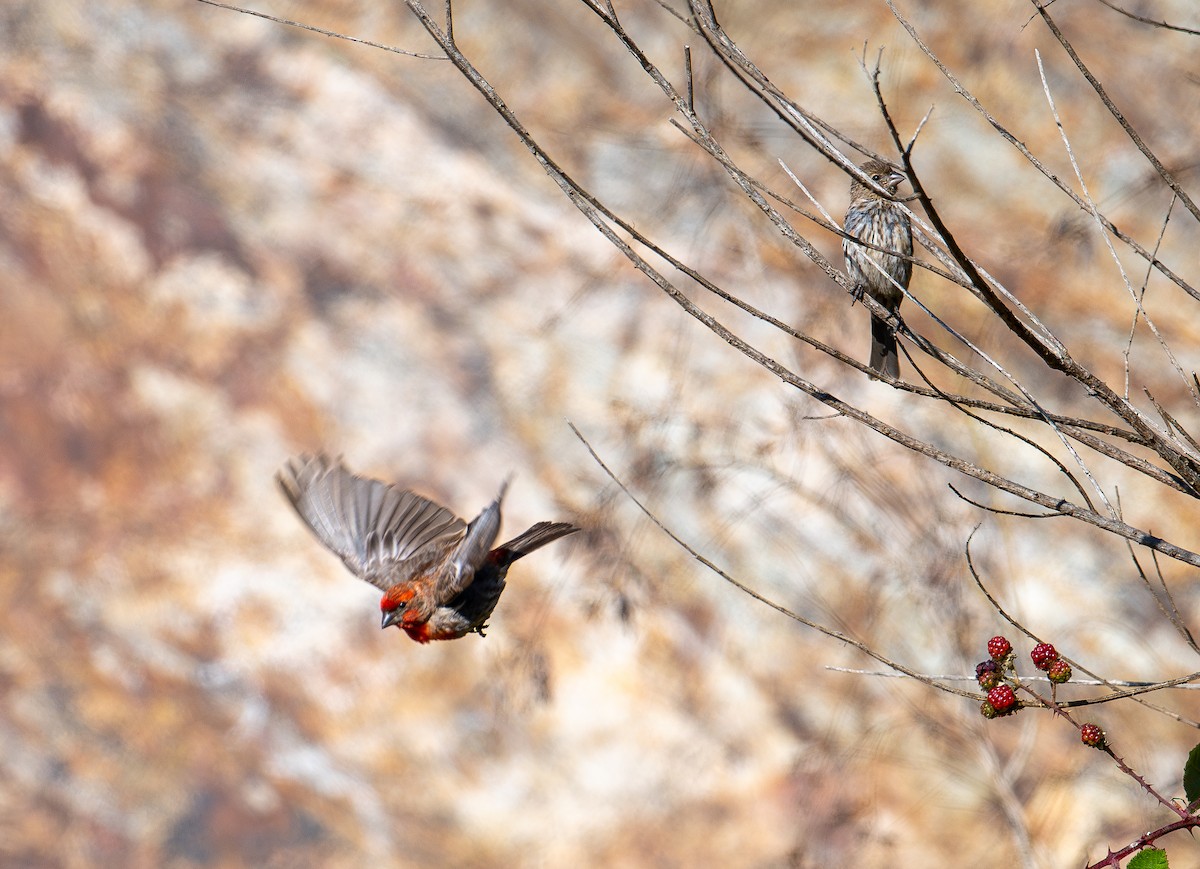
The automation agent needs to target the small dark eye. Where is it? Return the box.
[871,173,882,181]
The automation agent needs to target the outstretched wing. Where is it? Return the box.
[277,454,466,590]
[435,479,509,602]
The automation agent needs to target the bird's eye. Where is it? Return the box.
[380,594,407,613]
[871,174,882,181]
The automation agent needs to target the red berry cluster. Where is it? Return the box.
[1029,643,1072,686]
[976,636,1077,719]
[975,636,1021,718]
[977,636,1101,746]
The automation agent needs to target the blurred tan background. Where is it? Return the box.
[3,0,1200,866]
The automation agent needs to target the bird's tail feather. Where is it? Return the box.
[496,522,579,564]
[869,316,900,379]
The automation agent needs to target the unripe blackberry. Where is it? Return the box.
[1030,642,1058,671]
[977,666,1002,690]
[986,636,1012,660]
[975,659,998,682]
[1047,659,1072,684]
[1080,723,1106,749]
[980,701,998,719]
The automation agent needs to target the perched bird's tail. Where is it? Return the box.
[869,315,900,380]
[494,522,580,567]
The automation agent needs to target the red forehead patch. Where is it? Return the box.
[380,586,415,611]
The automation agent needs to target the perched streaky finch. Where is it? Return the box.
[842,159,913,379]
[277,454,579,643]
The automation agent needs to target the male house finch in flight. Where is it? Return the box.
[843,159,913,379]
[277,454,579,643]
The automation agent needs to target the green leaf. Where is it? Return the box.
[1184,742,1200,804]
[1127,848,1168,869]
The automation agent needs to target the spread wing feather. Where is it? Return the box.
[439,479,509,600]
[278,454,466,590]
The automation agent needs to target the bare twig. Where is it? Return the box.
[569,422,979,698]
[885,0,1200,493]
[1094,0,1200,35]
[827,667,1200,690]
[965,530,1200,714]
[1031,0,1200,223]
[192,0,446,60]
[1037,52,1200,429]
[400,0,1200,568]
[884,0,1199,303]
[683,45,694,112]
[1123,196,1186,401]
[1122,529,1200,656]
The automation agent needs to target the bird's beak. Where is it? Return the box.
[381,610,402,630]
[889,170,907,190]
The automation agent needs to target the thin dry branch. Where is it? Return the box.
[385,0,1200,569]
[193,0,446,59]
[1037,52,1200,420]
[1123,529,1200,656]
[199,0,1200,566]
[1122,196,1193,403]
[883,0,1200,493]
[677,0,1200,496]
[965,530,1200,717]
[1094,0,1200,35]
[1031,0,1200,223]
[569,422,979,698]
[683,0,886,170]
[884,0,1199,303]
